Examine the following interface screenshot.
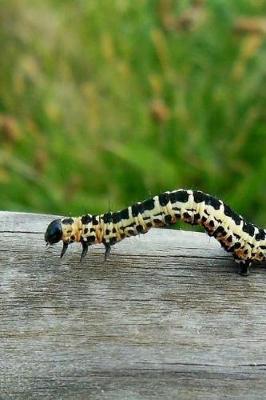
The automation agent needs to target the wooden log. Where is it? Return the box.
[0,211,266,399]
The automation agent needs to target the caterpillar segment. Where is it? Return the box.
[44,189,266,276]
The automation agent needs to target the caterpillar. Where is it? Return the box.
[44,189,266,276]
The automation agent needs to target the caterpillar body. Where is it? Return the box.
[45,189,266,276]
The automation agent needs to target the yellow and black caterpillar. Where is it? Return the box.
[45,189,266,276]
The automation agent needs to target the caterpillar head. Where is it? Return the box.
[45,219,63,245]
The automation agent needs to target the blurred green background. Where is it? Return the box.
[0,0,265,225]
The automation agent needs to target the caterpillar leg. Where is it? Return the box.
[80,239,89,262]
[61,242,69,258]
[104,242,111,261]
[238,261,251,276]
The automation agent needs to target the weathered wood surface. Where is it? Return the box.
[1,211,266,400]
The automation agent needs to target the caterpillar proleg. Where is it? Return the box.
[45,189,266,276]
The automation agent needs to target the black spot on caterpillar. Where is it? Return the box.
[44,189,266,276]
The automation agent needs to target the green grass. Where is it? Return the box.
[0,0,266,227]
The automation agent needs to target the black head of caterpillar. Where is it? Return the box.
[44,189,266,276]
[45,219,63,245]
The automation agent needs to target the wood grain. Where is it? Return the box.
[0,211,266,399]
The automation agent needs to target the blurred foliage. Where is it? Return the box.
[0,0,265,226]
